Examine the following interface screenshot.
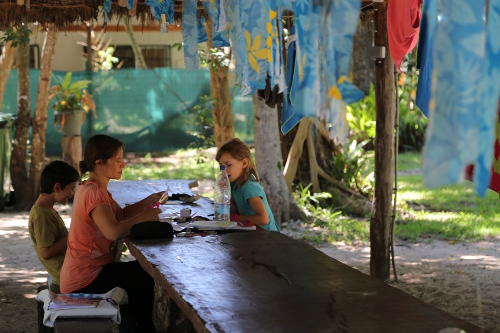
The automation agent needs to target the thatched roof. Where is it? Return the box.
[0,0,101,30]
[1,0,376,31]
[0,0,204,30]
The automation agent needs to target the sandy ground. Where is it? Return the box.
[1,203,499,332]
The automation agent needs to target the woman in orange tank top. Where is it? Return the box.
[60,134,163,332]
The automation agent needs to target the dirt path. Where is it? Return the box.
[1,209,499,332]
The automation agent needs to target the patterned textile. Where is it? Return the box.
[422,1,487,192]
[474,0,500,196]
[198,16,231,47]
[146,0,174,22]
[201,0,227,33]
[415,0,438,118]
[182,0,200,72]
[465,100,500,194]
[226,0,244,74]
[240,0,269,95]
[292,0,362,140]
[127,0,133,9]
[146,0,174,32]
[387,0,423,71]
[104,0,111,22]
[281,26,303,134]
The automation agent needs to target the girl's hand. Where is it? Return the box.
[141,207,162,221]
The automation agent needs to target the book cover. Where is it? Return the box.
[48,295,102,310]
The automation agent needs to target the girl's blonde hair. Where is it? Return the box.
[216,138,260,183]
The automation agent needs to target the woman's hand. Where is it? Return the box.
[140,207,162,221]
[147,191,169,206]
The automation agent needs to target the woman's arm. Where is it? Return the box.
[113,192,165,222]
[39,235,68,260]
[232,196,269,226]
[91,204,162,241]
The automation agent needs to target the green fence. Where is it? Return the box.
[0,68,254,155]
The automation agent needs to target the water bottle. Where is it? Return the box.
[214,165,231,221]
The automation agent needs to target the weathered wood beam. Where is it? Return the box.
[370,0,395,282]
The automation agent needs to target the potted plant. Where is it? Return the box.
[49,72,96,136]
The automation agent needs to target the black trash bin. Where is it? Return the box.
[0,113,16,211]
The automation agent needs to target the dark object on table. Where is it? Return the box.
[130,221,174,239]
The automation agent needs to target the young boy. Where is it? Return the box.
[29,161,80,293]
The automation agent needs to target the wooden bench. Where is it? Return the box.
[109,179,489,333]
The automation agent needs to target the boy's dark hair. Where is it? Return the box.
[40,161,81,194]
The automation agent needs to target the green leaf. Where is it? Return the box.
[68,80,91,92]
[62,72,72,90]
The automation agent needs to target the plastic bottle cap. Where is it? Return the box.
[220,165,226,170]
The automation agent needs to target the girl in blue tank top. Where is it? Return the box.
[215,138,280,232]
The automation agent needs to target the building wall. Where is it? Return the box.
[18,20,189,71]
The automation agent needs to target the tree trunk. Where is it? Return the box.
[29,26,57,206]
[203,16,235,148]
[124,19,147,69]
[351,20,375,96]
[61,136,82,171]
[370,0,395,282]
[0,41,17,112]
[10,43,31,211]
[253,94,290,226]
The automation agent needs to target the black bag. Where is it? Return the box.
[130,221,174,239]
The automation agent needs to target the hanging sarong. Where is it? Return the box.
[182,0,200,72]
[387,0,423,71]
[415,0,438,118]
[474,0,500,196]
[423,0,486,190]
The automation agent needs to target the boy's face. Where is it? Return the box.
[54,181,77,205]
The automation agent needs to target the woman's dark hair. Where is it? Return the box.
[40,161,81,194]
[79,134,124,175]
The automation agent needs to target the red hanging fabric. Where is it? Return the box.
[465,98,500,194]
[387,0,423,71]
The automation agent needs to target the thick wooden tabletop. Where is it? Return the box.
[110,180,485,333]
[108,179,215,220]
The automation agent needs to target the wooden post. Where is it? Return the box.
[370,0,395,281]
[61,136,82,171]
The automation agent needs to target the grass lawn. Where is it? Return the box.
[119,148,500,243]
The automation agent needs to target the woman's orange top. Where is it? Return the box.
[60,181,116,293]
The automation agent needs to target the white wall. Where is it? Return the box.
[15,21,187,71]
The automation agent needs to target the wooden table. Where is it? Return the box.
[109,180,487,333]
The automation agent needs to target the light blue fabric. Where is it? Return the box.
[474,0,500,196]
[127,0,134,9]
[226,0,244,75]
[293,0,321,117]
[146,0,174,25]
[423,0,486,190]
[104,0,111,22]
[240,0,268,95]
[201,0,226,33]
[281,26,304,134]
[197,16,231,47]
[416,0,438,118]
[268,0,285,93]
[290,0,362,138]
[182,0,200,72]
[231,180,280,232]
